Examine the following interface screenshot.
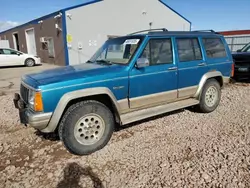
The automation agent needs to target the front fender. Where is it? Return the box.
[41,87,120,133]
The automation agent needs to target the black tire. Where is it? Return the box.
[58,100,114,156]
[195,79,221,113]
[25,58,35,67]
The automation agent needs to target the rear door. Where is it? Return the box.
[175,37,208,98]
[0,48,10,66]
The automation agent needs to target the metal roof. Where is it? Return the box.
[0,0,191,34]
[219,30,250,36]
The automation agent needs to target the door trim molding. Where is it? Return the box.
[129,90,177,109]
[178,86,198,98]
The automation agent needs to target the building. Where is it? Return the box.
[219,30,250,52]
[0,0,191,66]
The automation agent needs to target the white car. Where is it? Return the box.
[0,48,41,67]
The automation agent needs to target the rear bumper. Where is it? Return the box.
[13,93,52,130]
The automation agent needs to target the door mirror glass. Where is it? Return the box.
[136,58,149,68]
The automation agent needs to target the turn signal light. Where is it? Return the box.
[34,92,43,112]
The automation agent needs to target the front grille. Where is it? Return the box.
[20,84,29,104]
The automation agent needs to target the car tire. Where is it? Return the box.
[25,58,35,67]
[195,78,221,113]
[58,100,115,156]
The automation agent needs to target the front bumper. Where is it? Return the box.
[35,57,42,65]
[13,93,52,130]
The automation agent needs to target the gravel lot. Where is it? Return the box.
[0,82,250,188]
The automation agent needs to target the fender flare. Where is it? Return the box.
[41,87,120,133]
[194,71,223,98]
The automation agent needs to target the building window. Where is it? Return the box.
[177,38,202,62]
[42,42,48,50]
[140,38,173,65]
[40,37,55,58]
[203,38,227,58]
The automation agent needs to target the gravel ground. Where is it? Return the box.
[0,83,250,188]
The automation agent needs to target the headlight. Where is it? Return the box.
[28,90,43,112]
[28,90,35,108]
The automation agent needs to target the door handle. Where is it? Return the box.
[198,63,206,66]
[168,67,177,70]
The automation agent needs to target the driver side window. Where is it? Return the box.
[139,38,173,66]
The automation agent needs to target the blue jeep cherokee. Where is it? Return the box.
[14,29,234,155]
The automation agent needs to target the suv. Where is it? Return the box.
[13,29,234,156]
[232,42,250,79]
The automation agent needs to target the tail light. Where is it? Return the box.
[231,62,235,77]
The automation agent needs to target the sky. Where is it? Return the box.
[0,0,250,32]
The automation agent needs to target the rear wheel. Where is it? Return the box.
[25,58,35,67]
[58,100,114,156]
[196,79,221,113]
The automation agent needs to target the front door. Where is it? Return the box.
[129,37,178,109]
[175,37,208,98]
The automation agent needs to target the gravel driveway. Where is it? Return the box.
[0,83,250,188]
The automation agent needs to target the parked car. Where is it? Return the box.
[0,48,41,67]
[13,29,234,156]
[232,42,250,79]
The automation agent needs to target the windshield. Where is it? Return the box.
[241,43,250,52]
[89,36,144,65]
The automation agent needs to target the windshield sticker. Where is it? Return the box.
[123,39,140,45]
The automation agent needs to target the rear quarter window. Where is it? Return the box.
[202,38,227,58]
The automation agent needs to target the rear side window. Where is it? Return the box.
[202,38,227,58]
[177,38,202,62]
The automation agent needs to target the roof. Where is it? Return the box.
[219,30,250,36]
[0,0,191,34]
[128,29,220,36]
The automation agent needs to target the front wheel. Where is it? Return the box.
[25,58,35,67]
[58,100,114,156]
[195,79,221,113]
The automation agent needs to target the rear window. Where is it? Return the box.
[203,38,227,58]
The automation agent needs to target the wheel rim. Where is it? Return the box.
[74,113,105,145]
[205,86,218,107]
[26,60,34,66]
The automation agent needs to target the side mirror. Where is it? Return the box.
[237,49,241,52]
[136,58,149,68]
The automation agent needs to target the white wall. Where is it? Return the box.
[65,0,191,65]
[224,34,250,52]
[0,40,10,48]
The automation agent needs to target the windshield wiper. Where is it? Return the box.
[86,60,94,63]
[96,59,113,65]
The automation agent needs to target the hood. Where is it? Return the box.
[25,63,126,86]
